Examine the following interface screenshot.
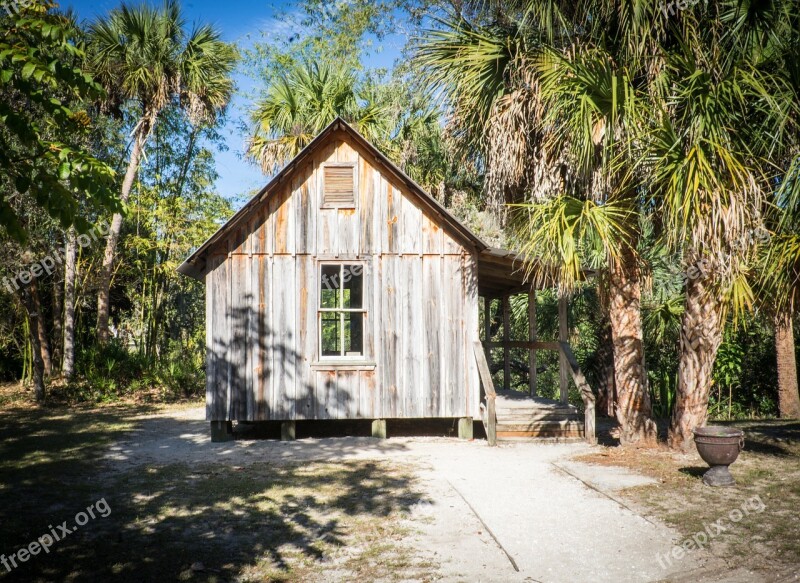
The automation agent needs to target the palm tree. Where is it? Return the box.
[415,1,660,445]
[247,61,392,175]
[756,7,800,420]
[88,0,236,344]
[758,159,800,419]
[642,2,795,450]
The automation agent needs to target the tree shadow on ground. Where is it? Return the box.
[0,408,431,582]
[710,419,800,458]
[593,418,800,455]
[678,466,708,479]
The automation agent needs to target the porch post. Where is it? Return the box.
[528,286,537,397]
[503,294,511,392]
[558,293,569,403]
[483,296,492,363]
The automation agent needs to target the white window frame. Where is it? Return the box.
[318,262,366,360]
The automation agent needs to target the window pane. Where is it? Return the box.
[343,312,363,356]
[342,265,363,309]
[321,313,340,356]
[320,265,340,309]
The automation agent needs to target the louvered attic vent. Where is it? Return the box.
[322,163,355,207]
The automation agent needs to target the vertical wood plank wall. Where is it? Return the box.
[205,131,480,422]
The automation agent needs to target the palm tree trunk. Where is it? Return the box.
[596,318,617,417]
[62,228,77,379]
[96,126,148,344]
[668,275,725,452]
[775,312,800,419]
[607,246,657,445]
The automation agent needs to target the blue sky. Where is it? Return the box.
[60,0,405,206]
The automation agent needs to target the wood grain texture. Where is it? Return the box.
[473,341,497,446]
[464,253,480,418]
[256,255,270,420]
[380,254,400,417]
[296,254,315,419]
[423,256,442,415]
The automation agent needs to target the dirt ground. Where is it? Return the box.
[1,401,799,582]
[578,420,800,583]
[103,407,695,582]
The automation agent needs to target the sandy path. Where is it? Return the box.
[102,407,719,582]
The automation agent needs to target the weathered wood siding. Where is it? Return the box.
[205,131,480,421]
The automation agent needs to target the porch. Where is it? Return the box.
[475,248,597,445]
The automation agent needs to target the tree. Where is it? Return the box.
[88,0,236,344]
[122,105,233,361]
[0,2,120,401]
[759,158,800,419]
[642,2,795,450]
[0,1,118,242]
[62,227,77,379]
[247,61,391,174]
[756,8,800,420]
[774,312,800,418]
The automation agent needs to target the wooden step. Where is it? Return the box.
[482,391,586,441]
[497,427,585,439]
[496,420,585,432]
[497,435,586,443]
[495,401,578,411]
[496,412,583,422]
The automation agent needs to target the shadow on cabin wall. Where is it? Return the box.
[209,292,486,440]
[208,291,355,423]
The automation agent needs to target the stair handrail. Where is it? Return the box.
[472,341,497,446]
[558,341,597,445]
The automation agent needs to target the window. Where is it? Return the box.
[322,163,355,207]
[319,264,364,358]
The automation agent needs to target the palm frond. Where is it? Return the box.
[512,195,638,289]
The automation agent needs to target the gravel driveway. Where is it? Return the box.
[102,407,722,583]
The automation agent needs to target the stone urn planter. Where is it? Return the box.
[693,426,745,487]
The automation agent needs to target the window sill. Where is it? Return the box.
[311,361,376,371]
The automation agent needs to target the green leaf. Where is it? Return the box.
[21,61,36,79]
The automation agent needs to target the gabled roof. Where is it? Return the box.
[177,117,489,280]
[177,117,552,296]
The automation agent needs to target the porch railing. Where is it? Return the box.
[473,341,497,446]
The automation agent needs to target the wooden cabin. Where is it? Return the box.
[178,118,595,444]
